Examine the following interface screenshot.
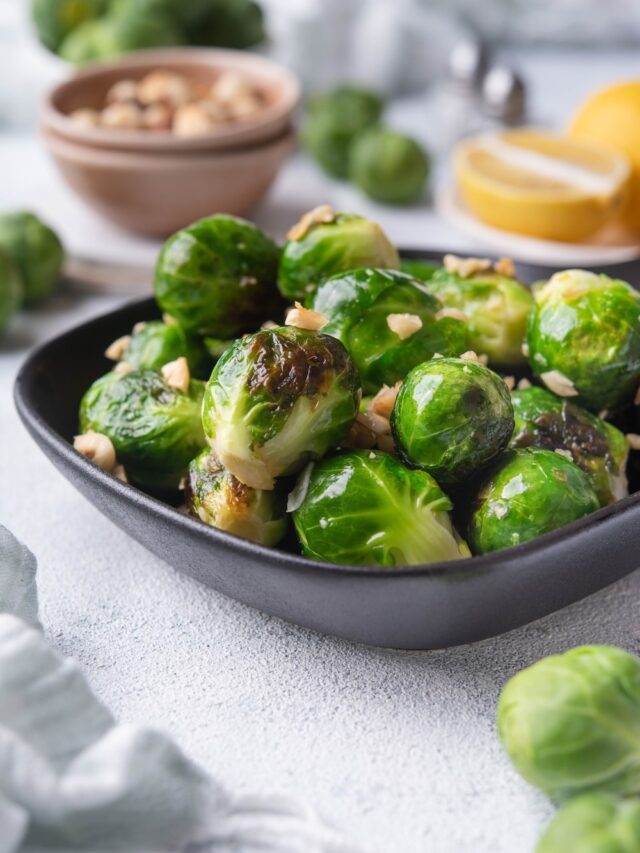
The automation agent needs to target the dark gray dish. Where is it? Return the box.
[13,250,640,650]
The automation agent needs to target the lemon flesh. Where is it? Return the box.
[454,129,630,242]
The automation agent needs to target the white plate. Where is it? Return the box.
[436,184,640,267]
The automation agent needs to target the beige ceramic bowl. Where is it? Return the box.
[43,125,295,237]
[41,48,301,153]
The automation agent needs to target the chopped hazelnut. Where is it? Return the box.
[162,356,190,393]
[132,321,147,335]
[137,70,191,107]
[627,433,640,450]
[73,431,116,472]
[435,307,467,322]
[106,79,138,104]
[287,205,336,241]
[386,313,423,340]
[521,342,530,357]
[443,254,492,278]
[285,302,328,331]
[69,108,101,128]
[494,257,516,277]
[173,103,217,138]
[113,361,134,375]
[142,103,173,131]
[540,370,579,397]
[163,313,177,325]
[229,93,263,119]
[503,375,515,391]
[211,71,253,104]
[104,334,131,361]
[368,383,402,419]
[516,378,532,390]
[101,102,143,129]
[113,464,128,483]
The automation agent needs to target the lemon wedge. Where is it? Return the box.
[453,129,630,242]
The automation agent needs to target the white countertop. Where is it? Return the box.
[2,50,640,853]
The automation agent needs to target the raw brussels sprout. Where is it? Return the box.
[122,320,213,379]
[468,447,600,554]
[511,385,629,506]
[291,450,471,566]
[349,127,429,205]
[400,257,438,282]
[426,268,533,367]
[277,209,399,302]
[154,215,281,338]
[0,250,23,336]
[302,86,384,179]
[312,268,467,394]
[527,270,640,412]
[79,369,206,490]
[186,0,265,48]
[202,326,360,490]
[498,645,640,801]
[59,10,181,63]
[185,449,287,546]
[32,0,107,51]
[0,212,64,306]
[391,357,514,485]
[537,794,640,853]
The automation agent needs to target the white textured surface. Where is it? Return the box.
[2,50,640,853]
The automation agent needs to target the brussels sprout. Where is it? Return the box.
[154,215,281,338]
[121,320,213,379]
[32,0,107,51]
[425,267,533,367]
[349,127,429,205]
[0,212,64,306]
[312,268,467,394]
[527,270,640,412]
[59,10,181,63]
[79,369,205,489]
[497,645,640,801]
[302,86,384,179]
[469,447,600,554]
[537,793,640,853]
[185,449,287,546]
[391,357,514,485]
[511,385,629,506]
[0,250,23,336]
[277,207,399,302]
[400,257,439,282]
[202,326,360,490]
[186,0,265,48]
[291,450,470,566]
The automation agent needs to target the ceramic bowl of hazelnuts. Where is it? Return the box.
[40,48,300,237]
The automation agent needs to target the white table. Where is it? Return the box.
[2,50,640,853]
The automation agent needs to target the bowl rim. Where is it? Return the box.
[13,275,640,581]
[41,47,302,154]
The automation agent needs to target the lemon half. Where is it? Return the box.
[453,129,630,242]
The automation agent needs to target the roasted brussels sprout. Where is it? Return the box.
[59,10,181,63]
[349,127,429,205]
[0,250,23,336]
[302,86,384,179]
[291,450,470,566]
[120,320,212,379]
[527,270,640,412]
[537,793,640,853]
[79,369,205,490]
[0,212,64,306]
[185,449,287,546]
[511,385,628,506]
[32,0,107,51]
[154,215,281,338]
[186,0,265,48]
[277,206,399,302]
[312,268,467,393]
[202,326,360,490]
[497,645,640,801]
[425,267,533,367]
[392,357,514,485]
[469,447,600,554]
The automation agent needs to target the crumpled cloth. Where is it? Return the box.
[0,525,359,853]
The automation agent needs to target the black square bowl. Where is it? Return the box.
[13,250,640,649]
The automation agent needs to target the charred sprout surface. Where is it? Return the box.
[185,448,288,547]
[426,268,533,367]
[277,210,399,302]
[497,645,640,802]
[510,385,628,506]
[302,86,384,179]
[0,211,64,305]
[468,447,600,554]
[154,214,281,338]
[122,320,213,379]
[536,793,640,853]
[391,357,514,485]
[79,368,205,490]
[349,127,429,205]
[312,268,467,393]
[0,249,23,335]
[527,269,640,412]
[291,449,470,566]
[202,325,360,490]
